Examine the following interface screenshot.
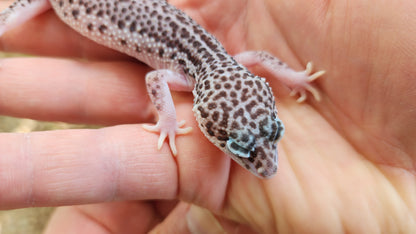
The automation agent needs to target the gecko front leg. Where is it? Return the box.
[234,51,325,102]
[142,69,193,156]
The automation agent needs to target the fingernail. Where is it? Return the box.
[186,205,226,234]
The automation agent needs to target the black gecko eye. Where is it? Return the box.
[226,139,251,158]
[226,135,257,159]
[271,119,285,142]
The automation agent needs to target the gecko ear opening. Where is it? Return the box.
[226,139,252,158]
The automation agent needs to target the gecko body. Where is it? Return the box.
[0,0,324,178]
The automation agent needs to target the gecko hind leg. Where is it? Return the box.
[143,69,194,156]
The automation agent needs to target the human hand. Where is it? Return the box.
[0,0,415,233]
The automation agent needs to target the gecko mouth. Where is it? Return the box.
[249,145,278,178]
[227,143,278,178]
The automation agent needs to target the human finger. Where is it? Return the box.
[0,125,184,209]
[44,202,161,234]
[0,105,232,209]
[0,57,157,125]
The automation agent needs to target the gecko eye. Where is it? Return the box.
[272,119,285,143]
[226,139,252,158]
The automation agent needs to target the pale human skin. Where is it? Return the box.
[0,0,415,233]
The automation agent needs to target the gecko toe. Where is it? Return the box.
[168,133,178,156]
[308,70,325,81]
[157,131,168,150]
[177,120,186,127]
[306,85,321,101]
[296,90,307,103]
[177,126,193,135]
[143,120,192,155]
[143,124,159,132]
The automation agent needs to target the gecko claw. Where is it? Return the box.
[291,84,321,103]
[305,62,313,74]
[156,131,168,150]
[304,62,325,81]
[287,62,325,102]
[295,91,307,103]
[143,120,192,156]
[308,70,325,81]
[306,85,321,102]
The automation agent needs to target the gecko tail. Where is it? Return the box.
[0,0,51,36]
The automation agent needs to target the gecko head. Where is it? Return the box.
[225,113,285,178]
[193,72,284,178]
[220,74,285,178]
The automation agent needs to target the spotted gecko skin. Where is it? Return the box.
[0,0,325,178]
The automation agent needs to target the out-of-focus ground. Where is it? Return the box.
[0,207,54,234]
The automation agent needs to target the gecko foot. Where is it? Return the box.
[289,62,326,103]
[143,120,192,156]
